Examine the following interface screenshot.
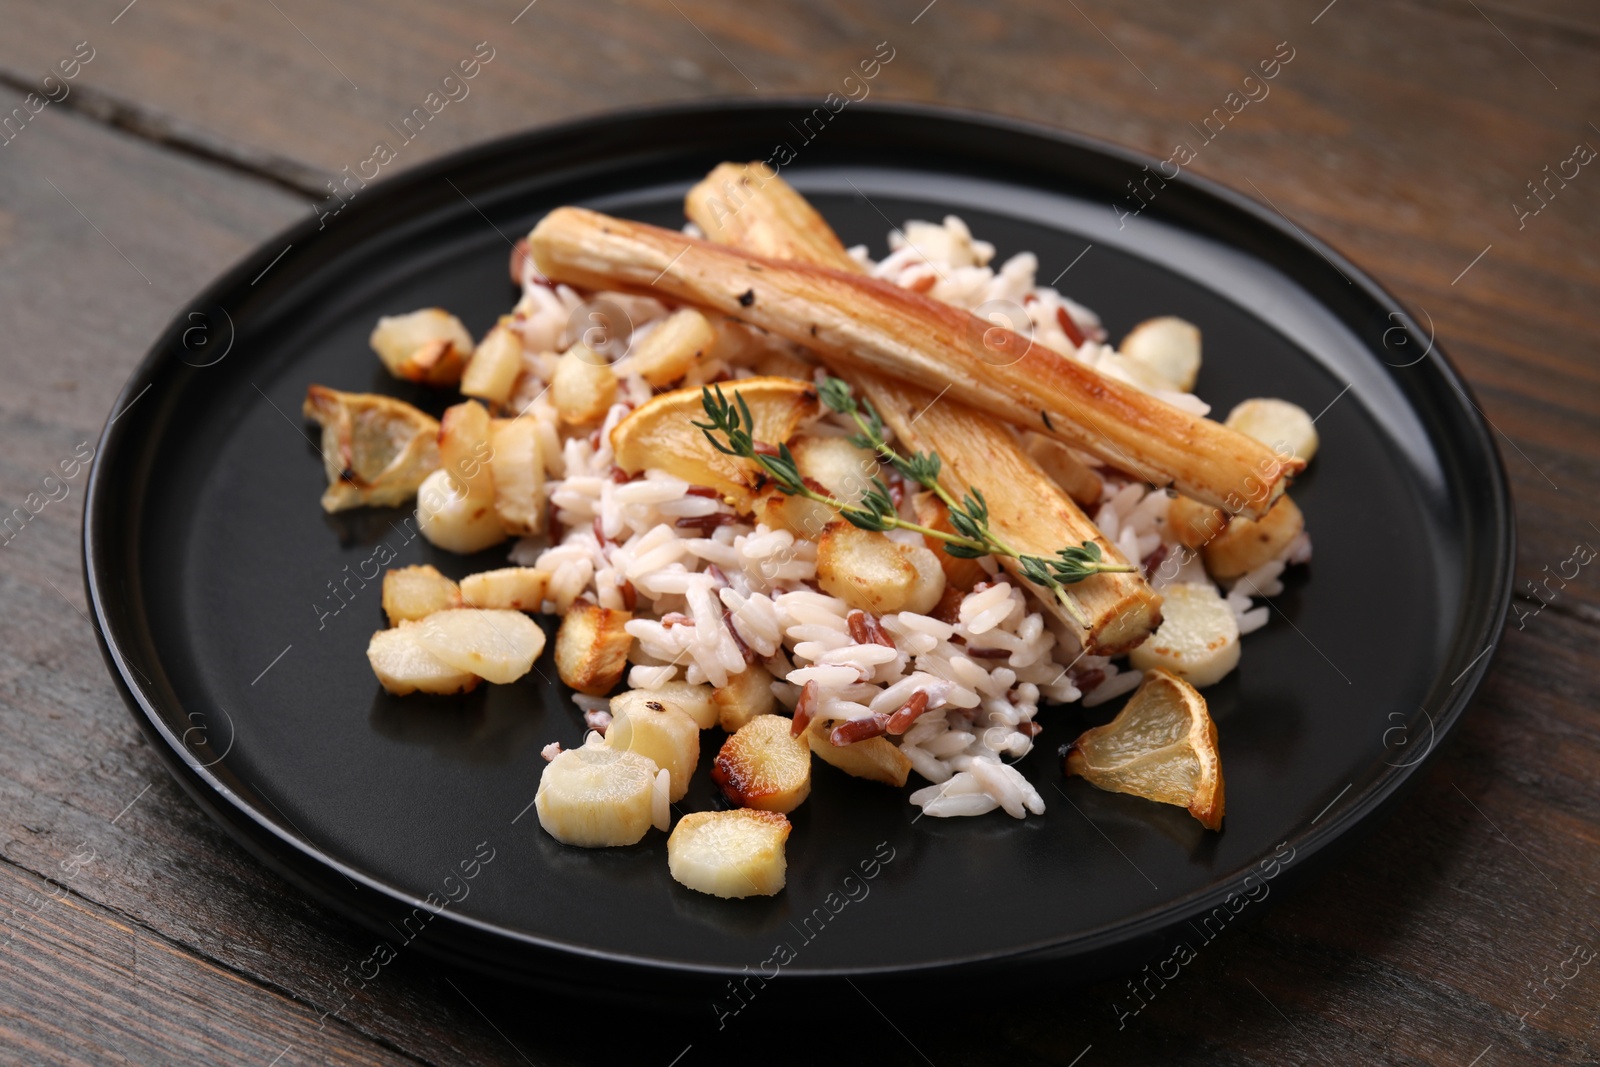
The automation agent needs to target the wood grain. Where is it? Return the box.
[0,859,426,1066]
[0,108,562,1066]
[0,1,1595,1064]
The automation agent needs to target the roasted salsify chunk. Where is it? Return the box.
[643,680,718,730]
[1201,495,1304,581]
[555,602,633,696]
[1118,316,1202,393]
[1225,397,1319,465]
[416,468,506,554]
[815,520,946,617]
[805,717,911,788]
[459,567,548,611]
[381,565,461,626]
[1128,583,1240,688]
[712,714,811,814]
[668,809,791,898]
[550,344,616,425]
[417,400,506,554]
[625,307,715,387]
[370,308,473,385]
[606,690,700,802]
[712,664,776,732]
[459,317,525,404]
[367,623,478,697]
[488,416,545,536]
[415,608,546,685]
[536,741,662,848]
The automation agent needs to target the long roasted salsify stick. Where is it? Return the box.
[683,162,1161,655]
[529,205,1298,519]
[686,163,864,273]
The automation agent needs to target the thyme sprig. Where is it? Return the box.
[695,380,1136,626]
[815,377,1136,623]
[693,384,979,548]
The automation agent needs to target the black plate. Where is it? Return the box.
[84,101,1513,992]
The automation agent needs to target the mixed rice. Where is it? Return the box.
[499,215,1311,820]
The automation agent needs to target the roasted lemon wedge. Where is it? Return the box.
[302,385,440,512]
[609,377,818,507]
[1063,668,1224,830]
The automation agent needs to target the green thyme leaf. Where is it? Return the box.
[819,376,857,414]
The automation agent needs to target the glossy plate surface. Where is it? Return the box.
[85,101,1512,989]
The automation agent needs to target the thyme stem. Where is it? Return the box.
[774,478,989,553]
[694,380,1137,630]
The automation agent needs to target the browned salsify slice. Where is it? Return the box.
[712,714,811,814]
[381,564,462,626]
[668,809,791,898]
[369,308,473,386]
[1063,668,1224,830]
[554,602,633,696]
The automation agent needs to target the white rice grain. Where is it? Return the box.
[787,664,861,689]
[959,584,1015,634]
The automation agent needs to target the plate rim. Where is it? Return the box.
[82,97,1516,983]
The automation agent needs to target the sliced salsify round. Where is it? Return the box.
[667,809,791,898]
[535,742,660,848]
[415,608,546,685]
[1063,668,1224,830]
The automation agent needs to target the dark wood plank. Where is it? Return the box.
[0,3,1596,1065]
[0,108,565,1067]
[0,859,426,1066]
[1033,604,1600,1067]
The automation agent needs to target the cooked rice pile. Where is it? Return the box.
[504,217,1310,820]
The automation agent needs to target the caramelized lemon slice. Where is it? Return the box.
[1063,668,1224,830]
[609,377,818,507]
[302,385,440,512]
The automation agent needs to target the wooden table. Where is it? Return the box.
[1,2,1596,1063]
